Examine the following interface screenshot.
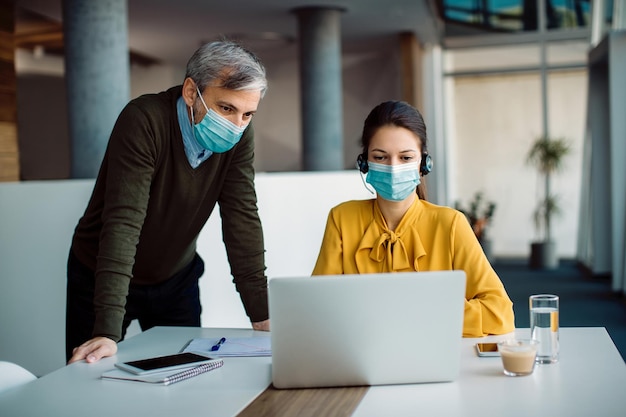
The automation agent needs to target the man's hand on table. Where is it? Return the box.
[252,319,270,331]
[68,336,117,364]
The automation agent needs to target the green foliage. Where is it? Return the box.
[533,194,561,235]
[526,136,571,241]
[526,137,571,174]
[455,191,496,241]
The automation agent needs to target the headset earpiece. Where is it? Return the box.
[421,153,433,176]
[357,154,369,173]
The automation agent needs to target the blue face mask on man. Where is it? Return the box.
[365,161,421,202]
[191,87,246,153]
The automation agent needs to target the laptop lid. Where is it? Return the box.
[269,271,466,389]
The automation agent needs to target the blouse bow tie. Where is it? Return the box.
[370,230,411,271]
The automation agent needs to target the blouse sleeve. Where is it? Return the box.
[311,208,344,276]
[451,212,515,337]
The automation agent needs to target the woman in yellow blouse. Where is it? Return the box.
[312,101,514,337]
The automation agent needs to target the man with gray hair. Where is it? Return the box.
[66,41,270,364]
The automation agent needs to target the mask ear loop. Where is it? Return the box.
[189,82,202,128]
[355,160,375,195]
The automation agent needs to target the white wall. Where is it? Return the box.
[442,40,588,259]
[447,70,587,258]
[0,172,371,376]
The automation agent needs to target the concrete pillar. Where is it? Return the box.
[293,6,344,171]
[62,0,130,178]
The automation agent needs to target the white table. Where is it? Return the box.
[0,327,624,417]
[0,327,272,417]
[353,327,626,417]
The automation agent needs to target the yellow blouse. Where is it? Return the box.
[312,198,515,337]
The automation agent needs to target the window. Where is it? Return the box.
[436,0,593,36]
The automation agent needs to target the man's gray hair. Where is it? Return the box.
[185,40,268,98]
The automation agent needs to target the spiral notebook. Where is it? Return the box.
[269,271,466,389]
[102,359,224,385]
[181,336,271,357]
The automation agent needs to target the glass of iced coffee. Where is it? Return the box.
[497,339,539,376]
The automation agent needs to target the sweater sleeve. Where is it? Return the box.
[92,102,157,341]
[451,212,515,337]
[218,125,269,323]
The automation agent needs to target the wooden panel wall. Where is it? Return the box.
[0,0,19,182]
[399,31,424,112]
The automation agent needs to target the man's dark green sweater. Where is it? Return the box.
[71,85,268,341]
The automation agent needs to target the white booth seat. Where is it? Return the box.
[0,361,36,393]
[0,171,372,377]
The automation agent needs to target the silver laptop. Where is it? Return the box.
[269,271,466,389]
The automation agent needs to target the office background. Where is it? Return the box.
[6,0,602,258]
[1,0,625,375]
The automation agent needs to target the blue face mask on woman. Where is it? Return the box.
[365,161,421,202]
[191,87,246,153]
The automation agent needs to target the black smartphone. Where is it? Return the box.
[115,351,218,375]
[475,342,500,357]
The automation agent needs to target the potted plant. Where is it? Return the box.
[455,192,496,262]
[526,136,571,269]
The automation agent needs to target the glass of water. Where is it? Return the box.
[529,294,559,364]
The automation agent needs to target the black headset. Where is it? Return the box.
[357,152,433,176]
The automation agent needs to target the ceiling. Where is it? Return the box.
[14,0,442,67]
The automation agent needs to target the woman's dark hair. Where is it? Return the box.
[360,100,429,200]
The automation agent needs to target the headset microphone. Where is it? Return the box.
[355,154,375,194]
